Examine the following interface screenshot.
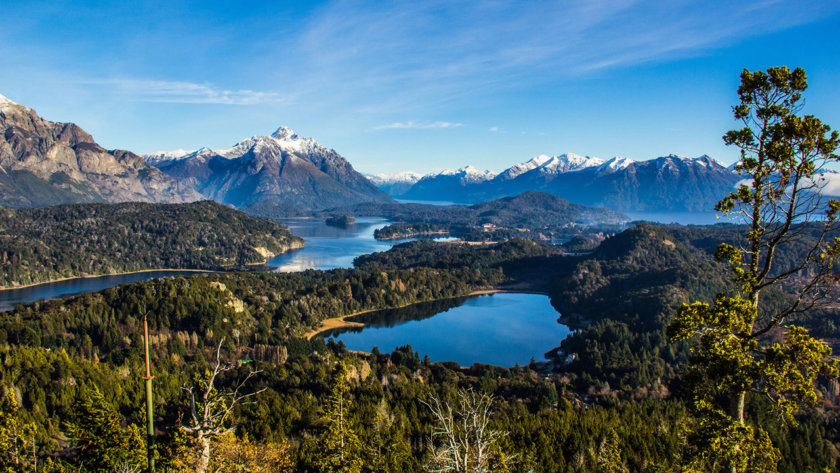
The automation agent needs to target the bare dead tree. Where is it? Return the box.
[181,338,266,473]
[421,388,514,473]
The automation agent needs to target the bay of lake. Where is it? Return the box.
[322,292,569,367]
[0,217,440,310]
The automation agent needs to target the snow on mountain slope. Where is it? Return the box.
[495,154,553,181]
[366,171,424,186]
[596,156,635,174]
[148,126,392,209]
[536,153,604,174]
[435,165,496,184]
[143,149,192,165]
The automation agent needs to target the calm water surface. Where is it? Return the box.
[1,218,445,310]
[267,217,451,272]
[0,270,204,312]
[322,293,569,367]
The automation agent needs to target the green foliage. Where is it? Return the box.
[64,384,146,473]
[668,66,840,472]
[598,430,629,473]
[0,200,303,287]
[0,389,37,473]
[342,191,627,242]
[680,402,780,473]
[313,361,363,473]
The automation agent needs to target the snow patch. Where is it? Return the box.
[538,153,604,174]
[366,172,423,185]
[596,156,635,174]
[432,166,495,183]
[0,93,21,111]
[497,154,554,180]
[142,149,192,165]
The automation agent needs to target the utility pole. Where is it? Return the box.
[143,314,155,473]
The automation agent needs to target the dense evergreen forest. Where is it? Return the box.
[2,222,839,472]
[0,201,303,288]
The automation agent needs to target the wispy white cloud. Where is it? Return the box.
[373,121,463,130]
[78,79,284,105]
[276,0,840,115]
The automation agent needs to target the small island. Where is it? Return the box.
[325,215,356,228]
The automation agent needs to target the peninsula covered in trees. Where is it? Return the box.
[0,200,303,288]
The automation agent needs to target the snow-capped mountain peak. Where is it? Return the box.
[0,93,17,107]
[0,93,30,113]
[433,166,495,183]
[271,126,298,140]
[596,156,635,174]
[459,165,496,183]
[366,171,423,186]
[496,154,554,180]
[538,153,604,174]
[693,154,722,168]
[142,149,192,165]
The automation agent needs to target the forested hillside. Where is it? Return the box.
[0,201,303,287]
[1,225,839,472]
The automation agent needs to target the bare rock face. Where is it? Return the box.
[0,93,201,208]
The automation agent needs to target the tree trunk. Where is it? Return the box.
[733,390,746,424]
[196,435,211,473]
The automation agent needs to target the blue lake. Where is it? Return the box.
[322,292,569,367]
[0,270,204,312]
[267,217,455,271]
[267,217,411,271]
[0,217,443,310]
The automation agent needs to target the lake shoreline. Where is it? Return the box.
[306,286,547,339]
[0,268,213,292]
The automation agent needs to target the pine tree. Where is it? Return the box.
[64,385,146,473]
[668,66,840,472]
[315,360,364,473]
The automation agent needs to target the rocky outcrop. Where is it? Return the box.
[0,93,201,208]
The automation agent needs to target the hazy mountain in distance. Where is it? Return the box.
[0,93,201,208]
[365,171,423,196]
[396,153,740,212]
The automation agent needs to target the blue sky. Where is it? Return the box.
[1,1,839,174]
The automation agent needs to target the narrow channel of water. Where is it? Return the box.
[0,270,204,312]
[322,293,569,367]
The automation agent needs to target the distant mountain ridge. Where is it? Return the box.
[365,171,423,196]
[0,93,200,208]
[144,127,393,210]
[381,153,740,212]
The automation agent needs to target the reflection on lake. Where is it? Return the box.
[322,293,569,367]
[268,217,444,272]
[0,270,204,312]
[1,217,447,309]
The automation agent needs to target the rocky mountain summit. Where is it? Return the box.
[0,93,200,208]
[145,127,393,210]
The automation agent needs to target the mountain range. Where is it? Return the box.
[0,94,200,208]
[374,153,742,212]
[2,92,760,214]
[144,127,393,210]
